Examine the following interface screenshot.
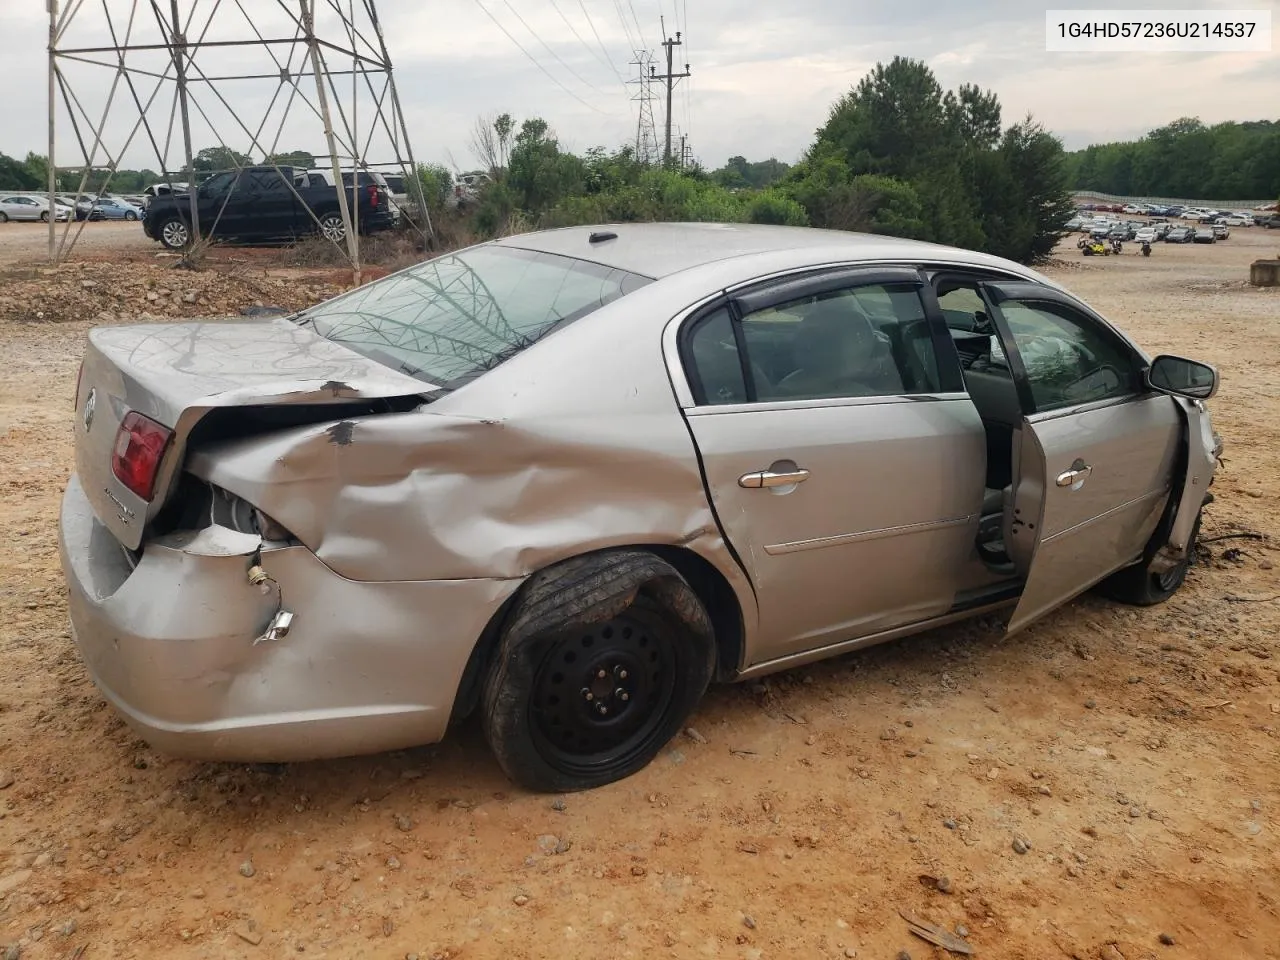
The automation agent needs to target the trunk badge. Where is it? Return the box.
[82,388,97,431]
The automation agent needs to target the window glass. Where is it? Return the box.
[996,299,1140,411]
[300,246,650,390]
[686,307,747,405]
[743,283,941,401]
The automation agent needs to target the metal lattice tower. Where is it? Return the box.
[45,0,431,277]
[628,49,659,166]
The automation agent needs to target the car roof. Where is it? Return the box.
[489,222,1025,280]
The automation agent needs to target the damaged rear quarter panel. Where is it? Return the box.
[185,277,756,619]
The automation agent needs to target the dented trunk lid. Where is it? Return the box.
[73,317,432,549]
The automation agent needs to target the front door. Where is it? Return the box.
[678,267,986,662]
[981,282,1183,634]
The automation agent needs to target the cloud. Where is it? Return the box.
[1,0,1275,174]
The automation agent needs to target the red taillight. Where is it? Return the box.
[367,183,378,208]
[110,411,172,501]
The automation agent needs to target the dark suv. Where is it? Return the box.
[142,166,396,250]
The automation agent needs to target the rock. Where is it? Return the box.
[551,798,566,812]
[513,894,530,906]
[936,876,953,894]
[631,865,646,876]
[1159,933,1176,946]
[394,814,414,832]
[190,888,205,899]
[943,819,957,830]
[386,856,401,870]
[33,853,51,869]
[1129,806,1142,818]
[684,727,707,744]
[183,292,197,303]
[1037,784,1052,796]
[897,951,912,960]
[1084,699,1097,709]
[986,767,1000,780]
[1101,945,1126,960]
[956,924,970,938]
[536,835,560,855]
[845,949,857,958]
[668,748,685,765]
[59,920,77,936]
[234,923,263,946]
[238,860,256,878]
[0,870,32,896]
[1012,837,1030,855]
[81,279,98,289]
[742,914,756,929]
[0,772,14,790]
[880,728,898,741]
[554,838,572,855]
[2,945,18,960]
[1082,825,1099,838]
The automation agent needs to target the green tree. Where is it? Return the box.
[192,146,252,172]
[265,150,316,169]
[506,118,585,214]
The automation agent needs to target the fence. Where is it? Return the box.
[1074,190,1272,210]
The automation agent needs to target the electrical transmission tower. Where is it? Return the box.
[651,19,690,166]
[628,50,659,166]
[45,0,430,277]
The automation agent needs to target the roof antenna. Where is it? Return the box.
[588,230,618,243]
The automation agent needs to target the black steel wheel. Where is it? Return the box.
[529,604,677,778]
[482,551,716,792]
[1099,510,1202,606]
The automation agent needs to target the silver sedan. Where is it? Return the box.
[59,224,1221,791]
[0,194,71,222]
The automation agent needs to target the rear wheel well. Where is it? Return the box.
[448,545,745,727]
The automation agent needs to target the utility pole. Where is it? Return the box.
[652,19,690,166]
[679,134,690,169]
[167,0,200,248]
[628,49,659,165]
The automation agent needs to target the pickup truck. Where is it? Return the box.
[142,166,396,250]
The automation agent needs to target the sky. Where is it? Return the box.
[1,0,1276,175]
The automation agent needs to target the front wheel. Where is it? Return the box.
[157,217,191,250]
[1099,510,1201,606]
[482,550,716,792]
[125,210,138,221]
[40,211,50,223]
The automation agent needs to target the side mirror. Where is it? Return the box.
[1147,354,1218,400]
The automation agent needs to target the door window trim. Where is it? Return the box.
[678,264,967,408]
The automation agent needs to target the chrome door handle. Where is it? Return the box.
[1056,461,1093,488]
[739,468,811,489]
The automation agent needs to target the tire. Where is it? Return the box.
[318,213,346,243]
[125,210,137,221]
[481,549,716,792]
[40,211,50,223]
[0,212,8,223]
[157,217,191,251]
[1099,510,1202,606]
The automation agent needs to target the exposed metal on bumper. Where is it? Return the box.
[59,473,519,762]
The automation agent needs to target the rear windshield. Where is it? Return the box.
[383,175,405,193]
[297,245,651,390]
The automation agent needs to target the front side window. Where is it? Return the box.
[299,245,651,390]
[684,281,943,405]
[994,298,1141,411]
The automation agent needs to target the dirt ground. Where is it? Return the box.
[0,225,1278,960]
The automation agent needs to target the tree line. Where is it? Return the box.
[439,57,1074,264]
[1064,118,1280,202]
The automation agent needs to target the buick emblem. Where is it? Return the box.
[82,387,97,431]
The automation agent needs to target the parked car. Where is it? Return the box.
[142,165,396,250]
[1134,226,1157,244]
[1064,218,1083,231]
[1262,214,1280,229]
[1211,223,1229,240]
[87,197,143,221]
[1151,222,1171,240]
[0,194,71,222]
[1193,228,1216,243]
[1220,215,1251,227]
[59,223,1222,791]
[1165,226,1194,243]
[1107,224,1132,242]
[1165,206,1185,218]
[447,171,492,209]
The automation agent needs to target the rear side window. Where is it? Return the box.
[684,282,943,405]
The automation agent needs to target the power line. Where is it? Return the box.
[608,0,641,54]
[624,0,648,50]
[472,0,610,114]
[546,0,621,86]
[500,0,610,95]
[577,0,628,88]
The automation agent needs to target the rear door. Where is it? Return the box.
[677,266,986,662]
[242,169,299,237]
[982,281,1182,634]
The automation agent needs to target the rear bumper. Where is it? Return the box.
[59,473,520,762]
